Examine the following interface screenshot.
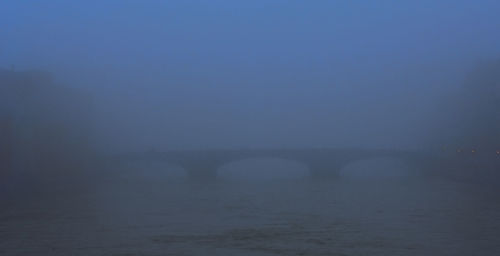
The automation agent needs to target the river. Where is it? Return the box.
[1,160,500,255]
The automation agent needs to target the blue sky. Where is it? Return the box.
[2,0,499,68]
[2,1,500,150]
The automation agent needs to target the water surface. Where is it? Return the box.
[1,163,499,255]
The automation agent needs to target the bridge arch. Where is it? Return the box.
[122,160,189,181]
[216,157,310,181]
[338,156,417,179]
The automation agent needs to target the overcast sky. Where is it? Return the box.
[2,1,500,151]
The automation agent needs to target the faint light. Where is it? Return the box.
[496,150,500,155]
[457,149,462,153]
[471,149,476,153]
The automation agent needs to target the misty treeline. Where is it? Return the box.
[1,60,499,183]
[0,69,93,184]
[435,60,500,153]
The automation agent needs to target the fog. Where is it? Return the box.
[1,1,500,255]
[2,0,499,152]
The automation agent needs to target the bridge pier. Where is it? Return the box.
[307,162,343,180]
[183,162,219,182]
[187,168,217,181]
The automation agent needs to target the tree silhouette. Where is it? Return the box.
[455,60,500,151]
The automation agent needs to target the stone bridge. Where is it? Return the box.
[116,148,445,180]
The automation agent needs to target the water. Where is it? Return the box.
[1,162,500,255]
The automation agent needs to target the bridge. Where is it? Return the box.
[115,148,446,180]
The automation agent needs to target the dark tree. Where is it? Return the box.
[455,60,500,151]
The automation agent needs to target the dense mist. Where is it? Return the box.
[2,1,500,152]
[1,1,500,255]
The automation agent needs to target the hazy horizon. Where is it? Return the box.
[2,1,500,152]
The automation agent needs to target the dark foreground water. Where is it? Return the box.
[1,162,500,255]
